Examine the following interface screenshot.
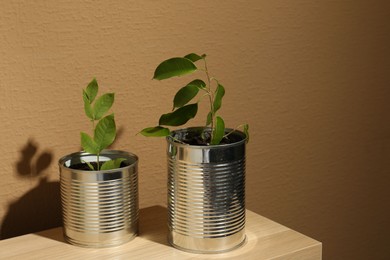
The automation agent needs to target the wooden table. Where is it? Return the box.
[0,206,322,259]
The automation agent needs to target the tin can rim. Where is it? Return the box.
[166,127,247,149]
[58,149,138,174]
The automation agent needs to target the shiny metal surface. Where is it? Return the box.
[167,128,247,253]
[59,150,138,248]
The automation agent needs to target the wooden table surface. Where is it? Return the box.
[0,206,322,259]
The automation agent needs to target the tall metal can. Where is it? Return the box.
[167,128,246,253]
[59,150,138,248]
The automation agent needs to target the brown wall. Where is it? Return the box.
[1,1,389,259]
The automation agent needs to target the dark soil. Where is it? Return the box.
[68,161,128,171]
[173,129,244,146]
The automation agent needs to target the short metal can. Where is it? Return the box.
[59,150,138,248]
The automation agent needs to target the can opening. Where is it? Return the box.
[168,127,246,146]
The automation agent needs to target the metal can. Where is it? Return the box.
[167,128,246,253]
[59,150,138,248]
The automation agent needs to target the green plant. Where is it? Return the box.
[80,78,125,170]
[140,53,249,145]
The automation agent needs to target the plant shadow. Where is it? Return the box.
[2,139,166,244]
[0,139,62,240]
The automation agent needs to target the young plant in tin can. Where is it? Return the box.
[81,78,125,170]
[140,53,249,145]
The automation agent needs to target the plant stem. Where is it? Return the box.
[196,93,210,103]
[222,124,246,139]
[97,153,100,171]
[92,119,98,170]
[171,136,188,145]
[203,58,215,134]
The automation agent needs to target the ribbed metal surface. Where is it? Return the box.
[59,150,138,248]
[167,128,246,253]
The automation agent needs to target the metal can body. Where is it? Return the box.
[59,150,138,248]
[167,128,246,253]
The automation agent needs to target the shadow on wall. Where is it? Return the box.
[0,139,62,240]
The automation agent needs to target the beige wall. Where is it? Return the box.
[1,1,389,259]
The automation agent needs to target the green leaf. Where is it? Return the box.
[244,124,249,143]
[159,103,198,126]
[83,90,94,120]
[93,93,115,120]
[184,53,204,62]
[94,114,116,151]
[82,160,95,171]
[81,132,100,154]
[85,78,98,103]
[211,116,225,145]
[188,79,206,89]
[101,158,127,171]
[140,126,170,137]
[153,57,197,80]
[173,84,199,109]
[213,83,225,113]
[206,112,212,126]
